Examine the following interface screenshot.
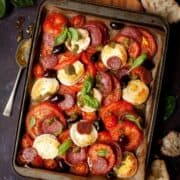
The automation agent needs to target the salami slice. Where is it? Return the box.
[66,147,87,165]
[89,157,108,175]
[107,56,121,70]
[84,24,102,46]
[96,71,112,96]
[41,118,63,136]
[120,26,142,44]
[59,94,75,110]
[77,121,92,135]
[22,147,37,163]
[42,33,54,47]
[40,55,58,69]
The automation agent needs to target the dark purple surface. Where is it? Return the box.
[0,1,179,180]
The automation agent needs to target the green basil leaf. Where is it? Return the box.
[83,94,100,109]
[11,0,34,7]
[163,96,176,121]
[97,149,109,157]
[68,27,79,41]
[30,116,36,128]
[58,139,72,156]
[125,114,142,130]
[130,53,147,71]
[55,27,68,45]
[81,76,94,95]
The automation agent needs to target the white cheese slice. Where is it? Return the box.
[33,134,60,159]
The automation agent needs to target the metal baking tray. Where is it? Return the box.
[12,0,169,179]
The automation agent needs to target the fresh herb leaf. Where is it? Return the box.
[83,94,100,109]
[81,76,94,95]
[97,149,109,157]
[163,96,176,121]
[58,139,72,156]
[130,53,147,71]
[68,27,79,41]
[125,114,142,129]
[29,116,36,128]
[55,27,68,45]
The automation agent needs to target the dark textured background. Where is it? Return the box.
[0,1,179,180]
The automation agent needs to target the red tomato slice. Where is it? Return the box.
[21,134,33,148]
[33,63,44,78]
[70,15,86,28]
[131,66,152,85]
[70,162,89,176]
[26,102,66,139]
[138,28,157,58]
[100,101,134,120]
[58,129,70,143]
[43,159,58,170]
[82,111,97,122]
[43,13,68,36]
[114,34,140,58]
[88,143,115,175]
[98,131,112,142]
[54,52,81,70]
[110,120,143,151]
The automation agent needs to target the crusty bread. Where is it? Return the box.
[147,159,170,180]
[141,0,180,23]
[161,131,180,157]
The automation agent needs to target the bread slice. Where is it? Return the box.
[147,159,170,180]
[141,0,180,23]
[161,131,180,157]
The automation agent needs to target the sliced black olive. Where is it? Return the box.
[52,44,66,55]
[50,94,65,103]
[143,59,155,70]
[44,69,57,78]
[106,170,117,179]
[93,119,104,132]
[121,75,131,87]
[119,134,129,150]
[110,22,125,30]
[67,113,82,124]
[58,159,70,172]
[91,51,101,63]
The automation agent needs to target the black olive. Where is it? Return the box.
[52,44,66,55]
[58,159,70,172]
[44,69,57,78]
[106,170,117,179]
[93,119,104,132]
[91,51,101,63]
[50,94,65,103]
[119,134,129,149]
[143,59,155,70]
[110,22,124,30]
[121,75,130,87]
[67,113,82,124]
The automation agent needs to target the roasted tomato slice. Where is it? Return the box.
[43,13,68,36]
[114,34,140,58]
[70,15,86,28]
[21,134,33,148]
[88,143,115,175]
[138,28,157,58]
[43,159,58,170]
[82,111,97,122]
[70,162,89,176]
[54,52,81,70]
[97,131,112,142]
[100,100,134,121]
[111,120,143,151]
[131,66,152,85]
[26,102,66,139]
[58,129,70,143]
[33,63,44,78]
